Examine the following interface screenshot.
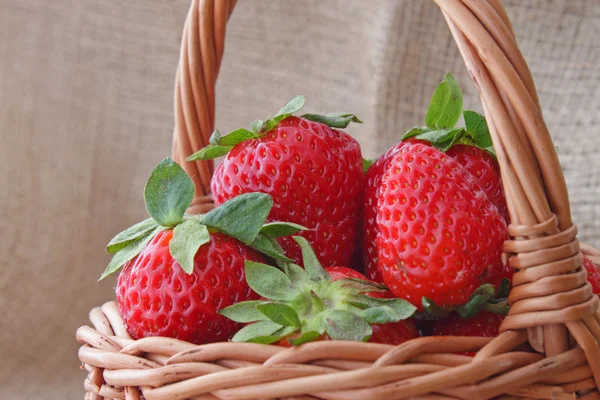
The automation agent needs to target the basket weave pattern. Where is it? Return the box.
[77,0,600,398]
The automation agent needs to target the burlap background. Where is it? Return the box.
[0,1,598,398]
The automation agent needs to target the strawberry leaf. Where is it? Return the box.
[302,112,362,129]
[201,192,273,245]
[361,306,399,324]
[274,95,305,122]
[323,310,372,341]
[421,297,452,319]
[260,222,307,238]
[209,129,221,145]
[363,158,374,173]
[169,218,210,274]
[144,158,194,227]
[402,126,430,141]
[288,331,322,346]
[257,303,301,328]
[248,326,298,344]
[218,300,270,323]
[425,73,463,130]
[231,320,284,343]
[352,295,416,320]
[284,263,310,291]
[218,128,259,146]
[250,233,294,262]
[464,110,493,149]
[106,217,158,254]
[186,145,234,161]
[457,284,495,319]
[99,226,162,280]
[293,236,330,283]
[245,261,297,301]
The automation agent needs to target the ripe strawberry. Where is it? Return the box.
[583,255,600,294]
[433,311,503,356]
[117,230,264,343]
[102,158,305,344]
[363,142,407,283]
[447,144,509,223]
[376,141,507,308]
[220,238,418,346]
[190,97,364,268]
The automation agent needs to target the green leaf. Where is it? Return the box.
[288,331,322,346]
[257,303,301,327]
[363,158,374,174]
[251,120,266,133]
[330,278,387,297]
[425,73,463,130]
[301,112,362,129]
[209,130,221,146]
[292,236,330,283]
[231,320,283,343]
[413,128,466,152]
[169,218,210,274]
[260,222,308,238]
[250,234,294,262]
[144,158,195,227]
[218,300,270,323]
[186,144,234,161]
[245,261,296,301]
[201,192,273,244]
[421,297,452,319]
[402,126,430,141]
[274,96,305,122]
[323,310,372,341]
[457,284,495,319]
[106,218,158,254]
[285,263,311,290]
[361,306,399,324]
[496,278,511,298]
[249,326,298,344]
[352,295,416,320]
[99,227,162,280]
[463,110,493,149]
[219,128,259,146]
[483,299,510,315]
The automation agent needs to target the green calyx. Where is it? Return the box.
[219,237,417,345]
[419,279,510,320]
[187,96,362,161]
[99,158,307,280]
[402,73,495,156]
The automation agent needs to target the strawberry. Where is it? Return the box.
[116,230,264,343]
[219,238,418,346]
[189,97,364,269]
[583,255,600,294]
[102,158,305,344]
[376,141,507,309]
[433,311,503,356]
[447,144,509,224]
[363,75,510,287]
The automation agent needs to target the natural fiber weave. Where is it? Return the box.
[77,0,600,398]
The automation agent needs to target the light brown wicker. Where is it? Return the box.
[77,0,600,399]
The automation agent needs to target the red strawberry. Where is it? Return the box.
[117,231,264,343]
[363,142,407,283]
[192,98,364,269]
[376,142,507,308]
[583,255,600,294]
[220,238,418,346]
[102,158,302,344]
[447,144,509,223]
[433,311,503,356]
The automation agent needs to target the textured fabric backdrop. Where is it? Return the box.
[1,0,598,398]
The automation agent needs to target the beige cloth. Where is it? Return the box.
[0,0,598,398]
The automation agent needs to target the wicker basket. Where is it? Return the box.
[76,0,600,398]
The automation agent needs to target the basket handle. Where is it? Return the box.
[172,0,599,367]
[171,0,237,214]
